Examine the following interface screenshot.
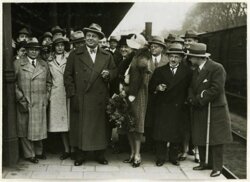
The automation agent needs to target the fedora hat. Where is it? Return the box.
[148,36,166,48]
[83,23,105,39]
[53,34,69,45]
[25,37,41,49]
[70,31,85,43]
[185,43,211,58]
[181,30,198,39]
[109,35,120,42]
[164,34,176,43]
[166,44,185,55]
[18,28,30,35]
[51,26,65,35]
[172,37,184,44]
[41,32,52,40]
[126,34,147,50]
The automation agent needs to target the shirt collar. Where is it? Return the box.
[110,48,116,53]
[86,46,98,53]
[152,54,161,63]
[27,56,36,64]
[199,60,207,70]
[169,63,179,69]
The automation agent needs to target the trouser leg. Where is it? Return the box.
[95,150,106,159]
[20,137,35,158]
[198,145,213,167]
[211,144,223,171]
[34,140,43,155]
[155,141,167,161]
[169,143,180,162]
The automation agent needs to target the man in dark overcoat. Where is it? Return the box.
[64,23,116,166]
[187,43,232,177]
[149,44,192,167]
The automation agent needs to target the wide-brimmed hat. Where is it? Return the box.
[109,35,120,43]
[148,36,166,48]
[181,30,198,39]
[185,43,211,58]
[83,23,105,39]
[166,44,185,55]
[25,37,41,49]
[164,34,176,43]
[18,28,30,35]
[52,34,69,45]
[119,34,135,46]
[51,26,65,35]
[70,31,85,43]
[41,32,52,40]
[126,34,147,50]
[172,37,184,44]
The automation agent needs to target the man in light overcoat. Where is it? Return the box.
[14,37,52,163]
[64,23,116,166]
[187,43,232,177]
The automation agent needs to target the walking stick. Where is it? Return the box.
[205,102,211,165]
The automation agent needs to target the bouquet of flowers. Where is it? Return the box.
[106,93,135,132]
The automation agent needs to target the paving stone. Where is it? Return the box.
[17,164,48,171]
[166,164,183,173]
[61,159,74,166]
[31,171,59,179]
[119,166,145,173]
[5,171,32,179]
[143,166,169,173]
[47,165,72,172]
[83,171,116,179]
[72,165,95,172]
[57,171,84,179]
[96,165,120,172]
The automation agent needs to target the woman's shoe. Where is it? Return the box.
[123,156,134,163]
[60,152,71,160]
[26,157,39,164]
[132,156,141,168]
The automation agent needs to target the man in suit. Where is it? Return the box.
[14,37,52,163]
[149,44,192,167]
[187,43,232,177]
[144,36,169,152]
[64,23,116,166]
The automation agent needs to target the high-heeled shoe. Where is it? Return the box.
[123,156,134,163]
[132,156,141,168]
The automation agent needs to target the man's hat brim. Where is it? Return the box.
[53,38,69,45]
[83,28,105,39]
[166,50,185,55]
[185,52,211,58]
[70,37,85,43]
[148,41,166,48]
[25,43,41,49]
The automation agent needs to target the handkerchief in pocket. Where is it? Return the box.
[203,79,208,83]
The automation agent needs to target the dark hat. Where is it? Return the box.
[41,32,53,40]
[185,43,211,58]
[18,28,30,35]
[52,34,69,45]
[181,30,198,39]
[109,35,120,42]
[166,44,185,55]
[70,31,85,43]
[16,41,27,50]
[83,23,105,39]
[172,37,184,44]
[25,37,41,49]
[51,26,65,35]
[148,36,166,48]
[164,34,176,43]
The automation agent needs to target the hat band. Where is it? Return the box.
[189,49,206,55]
[169,48,183,52]
[26,43,40,47]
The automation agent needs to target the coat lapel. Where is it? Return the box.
[51,56,67,74]
[32,59,45,79]
[167,63,186,91]
[76,46,94,69]
[158,54,169,67]
[194,61,210,90]
[20,57,35,73]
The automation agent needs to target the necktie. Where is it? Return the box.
[170,66,177,76]
[90,49,95,54]
[32,60,36,68]
[154,58,158,68]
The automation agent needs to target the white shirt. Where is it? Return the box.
[86,46,98,63]
[110,48,116,53]
[169,63,179,75]
[27,56,37,67]
[152,54,161,65]
[199,60,207,71]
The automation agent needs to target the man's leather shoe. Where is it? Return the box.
[74,159,85,166]
[36,154,46,160]
[156,159,165,167]
[170,160,180,166]
[193,165,209,170]
[26,157,39,164]
[210,170,221,177]
[96,158,108,165]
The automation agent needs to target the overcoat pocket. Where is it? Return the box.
[18,100,29,113]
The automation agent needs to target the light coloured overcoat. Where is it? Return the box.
[48,54,69,132]
[64,46,116,151]
[14,57,52,141]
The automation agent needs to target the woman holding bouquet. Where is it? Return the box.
[122,34,153,167]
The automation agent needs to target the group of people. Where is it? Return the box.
[13,23,232,177]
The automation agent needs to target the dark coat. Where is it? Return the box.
[149,63,192,142]
[188,59,232,146]
[64,45,116,150]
